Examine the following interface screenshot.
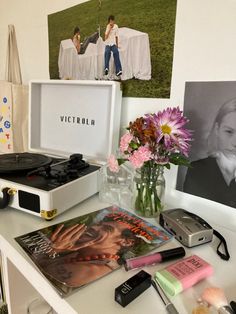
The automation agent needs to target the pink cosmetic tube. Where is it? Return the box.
[124,247,186,271]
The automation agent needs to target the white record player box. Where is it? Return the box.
[2,80,122,219]
[29,80,122,160]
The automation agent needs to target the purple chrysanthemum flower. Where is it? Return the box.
[146,107,192,156]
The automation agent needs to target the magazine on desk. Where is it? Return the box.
[15,206,172,297]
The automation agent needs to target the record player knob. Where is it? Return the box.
[69,154,83,164]
[67,169,79,179]
[57,172,68,183]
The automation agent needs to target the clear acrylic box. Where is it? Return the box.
[99,163,134,209]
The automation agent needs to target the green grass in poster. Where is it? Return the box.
[48,0,177,98]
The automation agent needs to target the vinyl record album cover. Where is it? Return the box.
[15,206,172,296]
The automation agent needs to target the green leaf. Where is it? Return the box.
[129,142,139,150]
[117,158,127,166]
[169,154,190,166]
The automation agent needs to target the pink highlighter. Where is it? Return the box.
[154,255,213,296]
[124,247,186,271]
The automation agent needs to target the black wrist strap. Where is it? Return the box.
[213,229,230,261]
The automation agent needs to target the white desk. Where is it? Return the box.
[0,194,235,314]
[58,27,151,81]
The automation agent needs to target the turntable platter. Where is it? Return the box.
[0,153,52,173]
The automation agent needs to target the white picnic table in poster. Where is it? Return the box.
[58,27,151,81]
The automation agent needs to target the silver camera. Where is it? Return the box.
[159,208,213,247]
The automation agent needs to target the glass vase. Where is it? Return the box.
[133,164,165,218]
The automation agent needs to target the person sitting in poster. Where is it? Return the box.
[184,98,236,208]
[72,26,99,54]
[72,26,82,54]
[104,15,122,77]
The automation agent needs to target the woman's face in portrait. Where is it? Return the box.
[216,111,236,157]
[76,221,134,253]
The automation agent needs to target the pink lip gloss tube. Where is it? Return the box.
[124,247,186,271]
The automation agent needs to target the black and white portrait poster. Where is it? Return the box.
[177,81,236,208]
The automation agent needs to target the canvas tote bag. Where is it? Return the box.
[0,81,13,152]
[0,24,28,153]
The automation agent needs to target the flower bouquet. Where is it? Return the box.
[108,107,192,217]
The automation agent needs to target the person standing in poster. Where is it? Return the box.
[183,98,236,208]
[104,15,122,77]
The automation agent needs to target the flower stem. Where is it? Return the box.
[134,164,164,217]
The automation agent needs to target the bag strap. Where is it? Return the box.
[213,229,230,261]
[5,24,22,84]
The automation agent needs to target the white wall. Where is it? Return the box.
[1,0,236,122]
[2,0,236,117]
[1,0,236,228]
